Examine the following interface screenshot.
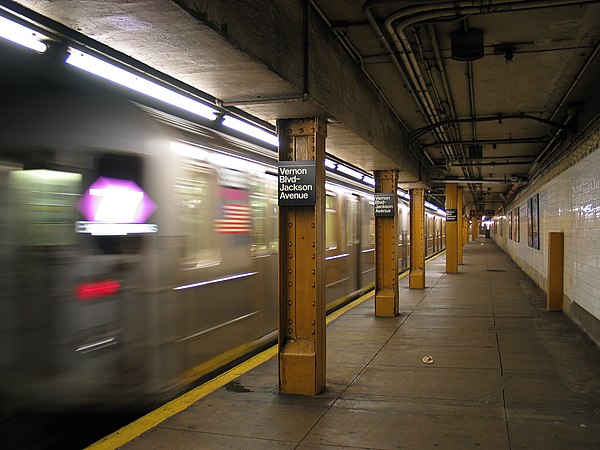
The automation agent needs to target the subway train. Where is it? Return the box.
[0,82,445,411]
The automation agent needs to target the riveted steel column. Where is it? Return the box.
[409,188,426,289]
[277,118,326,395]
[445,184,459,274]
[457,187,464,265]
[472,217,478,241]
[374,170,399,316]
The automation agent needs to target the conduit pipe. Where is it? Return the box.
[409,114,567,145]
[418,25,477,198]
[529,40,600,177]
[363,1,455,164]
[364,0,598,170]
[309,0,432,168]
[426,25,480,201]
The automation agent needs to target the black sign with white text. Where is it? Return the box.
[374,193,395,217]
[278,161,316,206]
[446,209,458,221]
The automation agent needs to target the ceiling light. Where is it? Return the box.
[222,115,278,146]
[363,176,375,186]
[0,15,48,53]
[336,164,364,180]
[66,49,219,121]
[324,158,337,170]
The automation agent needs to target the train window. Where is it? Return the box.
[250,189,268,252]
[326,193,337,249]
[269,195,278,251]
[248,174,278,253]
[7,168,82,247]
[245,171,278,253]
[346,195,359,245]
[368,200,375,245]
[175,162,219,267]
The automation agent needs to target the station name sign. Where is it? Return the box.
[446,208,458,222]
[278,161,316,206]
[374,193,395,217]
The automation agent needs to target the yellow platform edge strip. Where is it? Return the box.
[89,250,445,449]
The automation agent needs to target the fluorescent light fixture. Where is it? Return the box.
[0,15,48,53]
[363,176,375,186]
[397,190,410,200]
[425,201,443,212]
[324,159,337,170]
[336,164,364,180]
[66,49,218,121]
[222,115,278,146]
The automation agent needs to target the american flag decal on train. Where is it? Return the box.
[215,187,251,234]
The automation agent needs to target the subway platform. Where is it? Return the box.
[97,238,600,449]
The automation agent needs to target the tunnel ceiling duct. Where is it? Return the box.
[451,28,484,61]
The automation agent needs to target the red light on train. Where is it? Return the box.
[76,280,121,300]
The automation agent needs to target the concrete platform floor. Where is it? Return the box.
[121,238,600,449]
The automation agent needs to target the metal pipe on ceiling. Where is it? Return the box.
[363,1,457,164]
[409,114,567,144]
[529,40,600,178]
[431,178,516,184]
[421,136,549,148]
[444,160,536,167]
[364,0,598,194]
[383,6,461,165]
[309,0,432,168]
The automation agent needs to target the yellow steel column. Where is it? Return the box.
[547,232,564,312]
[277,118,326,395]
[472,217,478,241]
[445,184,459,273]
[374,170,399,316]
[409,188,426,289]
[457,187,464,264]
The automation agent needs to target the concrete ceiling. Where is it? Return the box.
[4,0,600,209]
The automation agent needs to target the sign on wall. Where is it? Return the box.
[278,161,316,206]
[374,193,395,217]
[446,208,458,222]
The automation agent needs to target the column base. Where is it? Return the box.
[279,339,325,395]
[375,288,399,317]
[409,270,425,289]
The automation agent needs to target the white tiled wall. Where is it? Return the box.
[495,149,600,320]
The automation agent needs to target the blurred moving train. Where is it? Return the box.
[0,81,445,411]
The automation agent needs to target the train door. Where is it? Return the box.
[346,193,360,294]
[248,173,279,335]
[0,158,84,381]
[359,196,375,289]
